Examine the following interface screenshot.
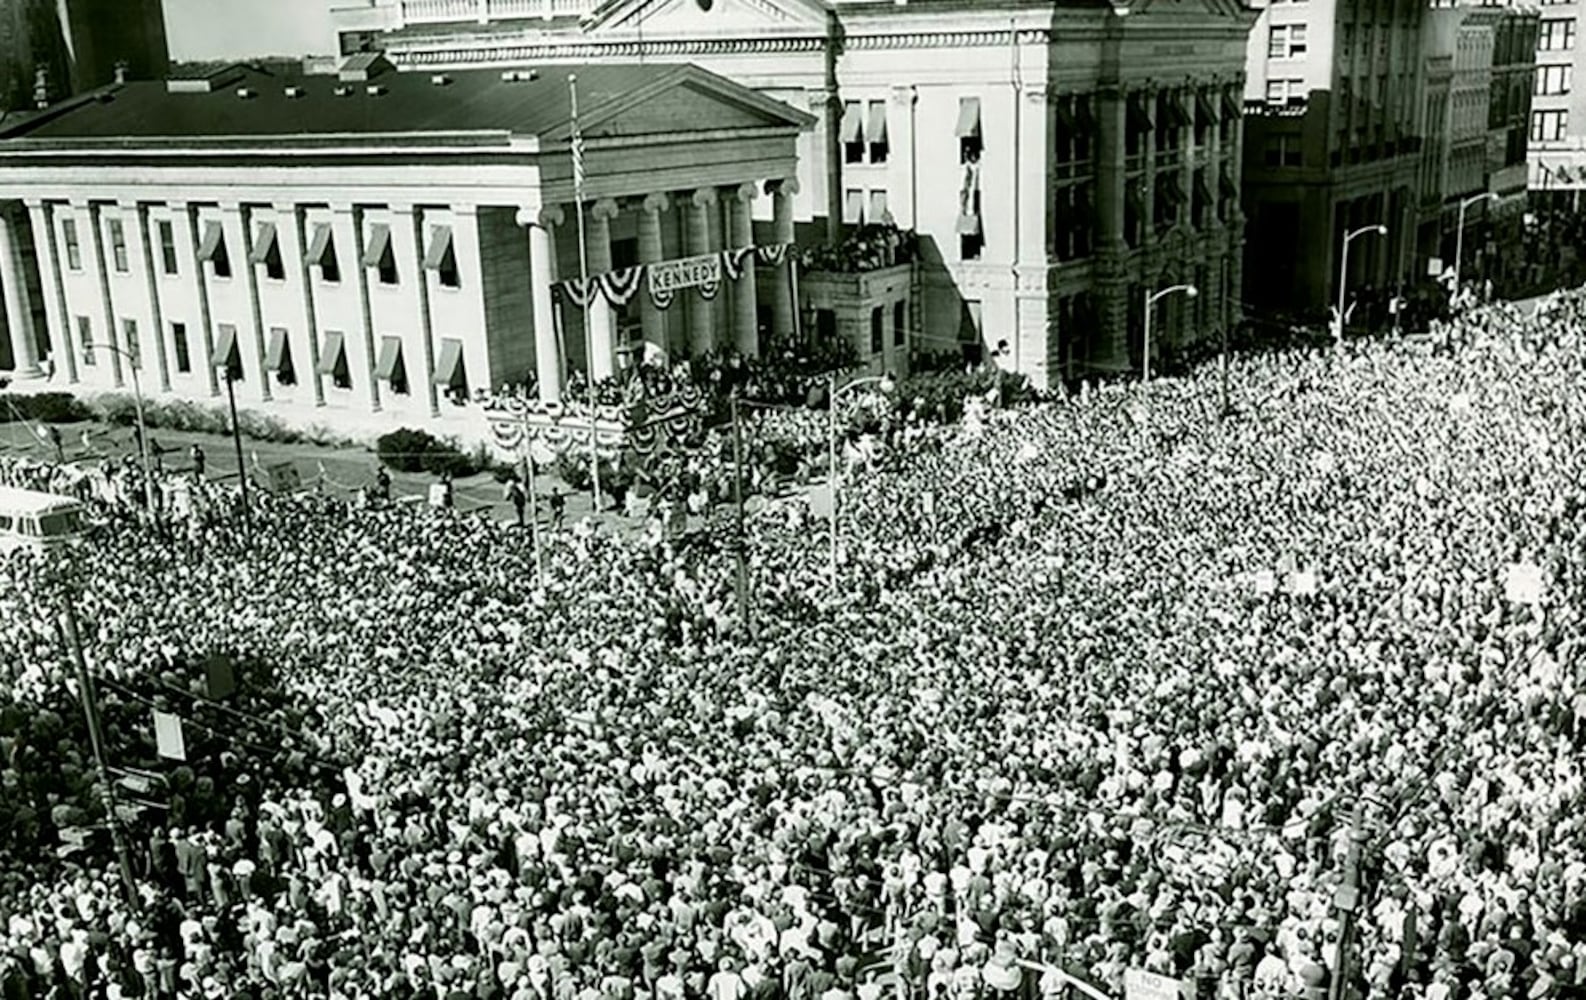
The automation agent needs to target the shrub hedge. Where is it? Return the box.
[376,427,490,479]
[0,392,93,424]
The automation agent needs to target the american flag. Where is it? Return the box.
[569,75,586,194]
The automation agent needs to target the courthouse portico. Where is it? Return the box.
[0,60,810,428]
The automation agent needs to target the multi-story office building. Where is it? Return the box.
[1530,0,1585,197]
[321,0,1255,389]
[0,62,809,439]
[1417,2,1534,297]
[1241,0,1428,321]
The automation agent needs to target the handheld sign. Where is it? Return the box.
[1125,969,1188,1000]
[1505,562,1545,606]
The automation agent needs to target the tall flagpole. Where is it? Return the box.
[570,74,603,513]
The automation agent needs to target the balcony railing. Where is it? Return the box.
[399,0,595,24]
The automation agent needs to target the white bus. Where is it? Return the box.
[0,486,88,555]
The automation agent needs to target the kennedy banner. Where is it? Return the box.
[648,252,722,294]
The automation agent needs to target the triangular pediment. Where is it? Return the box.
[1118,0,1255,21]
[540,64,814,143]
[586,0,829,35]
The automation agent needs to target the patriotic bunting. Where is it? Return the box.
[552,242,793,312]
[720,246,756,282]
[557,277,597,309]
[597,266,646,307]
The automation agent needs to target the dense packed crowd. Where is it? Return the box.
[2,292,1586,1000]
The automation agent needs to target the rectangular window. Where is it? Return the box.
[892,300,905,348]
[1533,108,1569,141]
[62,218,81,271]
[844,189,864,225]
[870,307,883,355]
[108,219,128,273]
[957,97,983,164]
[122,319,139,367]
[171,321,190,374]
[423,226,460,289]
[77,317,93,365]
[1268,24,1306,59]
[867,101,889,164]
[1540,18,1575,51]
[815,309,837,345]
[1537,64,1573,96]
[842,100,864,165]
[157,220,178,275]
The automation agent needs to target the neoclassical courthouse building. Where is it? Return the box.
[0,0,1254,435]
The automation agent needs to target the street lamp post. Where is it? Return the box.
[826,372,892,591]
[1142,283,1198,385]
[217,363,253,544]
[1454,192,1498,305]
[90,341,155,517]
[1335,224,1388,347]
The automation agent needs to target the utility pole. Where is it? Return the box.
[729,393,751,636]
[223,368,252,544]
[58,596,140,912]
[1329,803,1367,1000]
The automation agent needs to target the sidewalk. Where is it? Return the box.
[0,417,637,530]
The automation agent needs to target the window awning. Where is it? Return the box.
[1219,165,1240,199]
[1194,171,1214,205]
[1054,97,1076,132]
[868,191,890,224]
[211,324,240,372]
[1128,95,1153,133]
[422,225,454,270]
[248,222,278,265]
[315,331,346,376]
[307,223,335,266]
[197,221,226,263]
[375,335,404,380]
[866,101,888,144]
[840,102,863,143]
[1222,88,1242,121]
[432,337,465,388]
[362,223,392,267]
[956,213,982,236]
[1158,173,1185,207]
[844,190,865,224]
[956,97,982,139]
[264,328,291,373]
[1197,89,1220,124]
[1074,97,1096,135]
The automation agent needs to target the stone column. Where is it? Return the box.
[889,86,918,230]
[394,204,439,417]
[24,200,74,384]
[637,193,669,360]
[768,178,799,344]
[84,202,123,387]
[728,183,758,358]
[337,203,381,412]
[125,201,173,392]
[0,204,42,380]
[280,203,324,406]
[175,203,220,397]
[1226,80,1246,332]
[520,205,563,403]
[586,198,619,381]
[687,188,717,356]
[226,204,270,402]
[1142,85,1158,255]
[1093,83,1130,371]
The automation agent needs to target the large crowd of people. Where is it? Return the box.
[2,291,1586,1000]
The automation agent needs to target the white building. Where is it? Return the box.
[0,59,809,438]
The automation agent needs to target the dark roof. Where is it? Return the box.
[2,63,710,143]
